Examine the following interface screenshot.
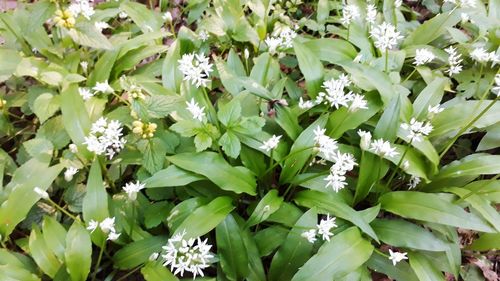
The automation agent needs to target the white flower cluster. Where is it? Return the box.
[414,48,435,66]
[492,74,500,96]
[314,127,357,192]
[265,27,297,55]
[445,46,463,76]
[68,0,95,20]
[64,167,78,182]
[407,175,421,189]
[358,130,399,158]
[400,118,433,142]
[162,231,213,278]
[366,4,377,25]
[87,217,121,241]
[341,4,360,26]
[122,181,145,201]
[316,74,368,112]
[186,99,206,122]
[260,135,282,152]
[79,80,114,101]
[388,249,408,265]
[370,22,403,51]
[444,0,476,8]
[84,117,126,159]
[470,47,499,65]
[301,214,337,243]
[198,30,209,42]
[178,53,213,88]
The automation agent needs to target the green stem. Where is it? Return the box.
[129,202,135,239]
[201,87,219,129]
[91,240,106,281]
[402,68,417,83]
[327,113,348,136]
[455,174,500,204]
[116,265,142,281]
[385,140,412,189]
[347,24,350,41]
[384,49,389,73]
[475,64,484,97]
[47,198,80,222]
[259,146,315,179]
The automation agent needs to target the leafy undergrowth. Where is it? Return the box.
[0,0,499,280]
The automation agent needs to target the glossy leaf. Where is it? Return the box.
[65,222,92,281]
[216,214,249,281]
[113,236,168,269]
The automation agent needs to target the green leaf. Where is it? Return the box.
[33,93,60,124]
[0,160,63,238]
[366,252,419,281]
[138,138,167,174]
[120,2,163,33]
[275,105,302,140]
[144,95,184,119]
[67,22,113,50]
[218,99,242,127]
[372,219,450,251]
[241,227,266,281]
[0,264,40,281]
[293,40,324,98]
[141,262,178,281]
[65,222,91,281]
[467,233,500,251]
[82,159,109,244]
[88,50,119,86]
[412,78,447,120]
[42,217,67,261]
[268,209,316,281]
[167,152,257,195]
[408,252,445,281]
[216,214,249,281]
[144,165,204,188]
[162,40,182,92]
[60,84,91,147]
[292,227,374,281]
[374,95,400,142]
[380,191,495,232]
[294,190,379,241]
[303,38,356,63]
[403,10,461,47]
[219,132,241,159]
[194,132,213,152]
[245,190,283,227]
[434,154,500,179]
[29,226,62,278]
[174,196,234,239]
[113,236,168,269]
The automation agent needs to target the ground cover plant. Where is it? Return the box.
[0,0,499,280]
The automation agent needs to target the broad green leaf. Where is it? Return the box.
[216,214,249,281]
[303,38,357,63]
[33,93,60,124]
[292,227,374,281]
[241,227,266,281]
[412,78,446,120]
[268,209,316,281]
[113,236,168,269]
[408,252,445,281]
[88,50,119,86]
[372,219,449,251]
[0,48,22,82]
[293,40,324,98]
[219,132,241,159]
[67,22,113,50]
[0,264,40,281]
[280,114,328,183]
[120,2,163,33]
[65,222,91,281]
[374,95,400,142]
[29,226,62,278]
[0,160,63,238]
[167,152,257,195]
[218,99,242,127]
[42,217,67,261]
[162,40,182,92]
[141,262,178,281]
[60,84,91,146]
[294,190,379,241]
[275,105,302,140]
[250,52,280,86]
[174,196,234,238]
[366,251,419,281]
[138,138,167,174]
[167,197,209,231]
[245,190,283,227]
[467,233,500,251]
[254,226,288,257]
[435,154,500,179]
[403,10,461,47]
[380,191,494,232]
[144,165,204,188]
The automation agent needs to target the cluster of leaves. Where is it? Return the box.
[0,0,499,280]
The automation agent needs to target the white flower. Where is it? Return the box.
[79,87,93,100]
[94,21,110,32]
[68,0,95,20]
[317,74,352,109]
[260,135,282,152]
[122,181,145,201]
[445,46,463,76]
[162,231,214,278]
[314,126,338,161]
[298,97,315,109]
[301,229,317,243]
[64,167,78,182]
[69,143,78,153]
[348,94,368,112]
[118,11,128,19]
[99,217,116,234]
[353,53,363,63]
[317,214,337,241]
[402,160,410,170]
[280,27,297,49]
[388,249,408,266]
[395,0,403,7]
[370,22,403,51]
[370,139,399,158]
[149,252,160,261]
[407,175,421,189]
[244,48,250,60]
[414,48,435,66]
[341,4,360,26]
[93,80,114,94]
[198,30,209,42]
[444,0,475,7]
[358,130,372,150]
[492,74,500,96]
[366,4,377,25]
[34,187,49,200]
[265,37,281,55]
[185,99,206,121]
[163,11,172,22]
[427,104,444,119]
[470,47,498,64]
[87,220,99,233]
[400,118,433,142]
[178,53,213,88]
[324,173,348,192]
[265,27,297,55]
[84,117,126,159]
[460,12,470,23]
[107,231,121,241]
[80,61,88,73]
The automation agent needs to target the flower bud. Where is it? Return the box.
[163,11,172,23]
